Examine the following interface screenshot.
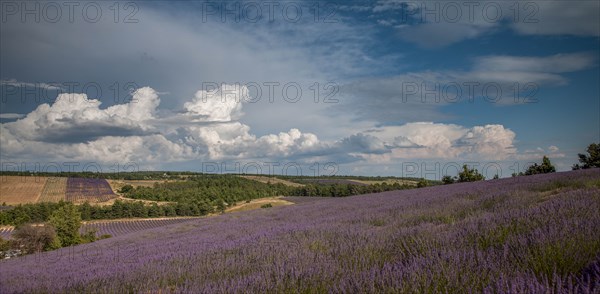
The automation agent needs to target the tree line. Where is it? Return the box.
[0,203,107,257]
[441,143,600,184]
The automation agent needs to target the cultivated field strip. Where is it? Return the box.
[0,227,13,240]
[38,177,67,202]
[0,218,200,240]
[82,218,199,237]
[65,178,117,203]
[0,176,47,205]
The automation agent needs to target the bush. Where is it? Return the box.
[119,184,134,194]
[80,228,98,243]
[442,175,455,185]
[416,179,428,188]
[0,236,10,251]
[12,224,61,253]
[261,203,273,209]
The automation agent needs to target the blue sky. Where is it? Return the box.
[0,0,598,178]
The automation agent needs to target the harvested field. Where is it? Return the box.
[239,175,304,187]
[226,197,294,213]
[0,176,47,205]
[38,177,67,202]
[296,178,369,185]
[108,179,172,193]
[348,179,418,186]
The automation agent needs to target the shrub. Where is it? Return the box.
[80,228,98,243]
[119,184,134,194]
[12,224,61,253]
[260,203,273,209]
[417,179,428,188]
[442,175,455,185]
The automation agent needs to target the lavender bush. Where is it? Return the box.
[1,169,599,293]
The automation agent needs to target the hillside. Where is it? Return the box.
[0,169,599,293]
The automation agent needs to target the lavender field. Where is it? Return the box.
[65,178,116,203]
[1,169,599,293]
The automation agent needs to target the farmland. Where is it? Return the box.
[1,177,116,205]
[0,217,200,240]
[37,177,67,202]
[0,176,47,205]
[82,217,201,237]
[108,179,174,192]
[65,178,117,203]
[348,178,419,186]
[225,197,294,213]
[1,169,598,293]
[239,175,305,187]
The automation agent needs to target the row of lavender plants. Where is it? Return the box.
[65,178,116,202]
[81,218,200,237]
[1,169,598,293]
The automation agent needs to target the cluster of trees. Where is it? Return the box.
[294,182,414,197]
[125,175,288,203]
[439,143,600,183]
[0,202,67,226]
[442,165,486,184]
[519,156,556,176]
[1,203,105,256]
[278,174,424,182]
[0,200,216,226]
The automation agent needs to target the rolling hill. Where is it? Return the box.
[0,169,598,293]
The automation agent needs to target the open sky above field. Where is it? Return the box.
[0,1,598,178]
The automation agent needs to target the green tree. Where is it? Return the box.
[79,202,92,220]
[457,165,485,182]
[147,203,162,217]
[48,203,82,246]
[525,156,556,175]
[573,143,600,169]
[119,184,134,193]
[441,175,455,185]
